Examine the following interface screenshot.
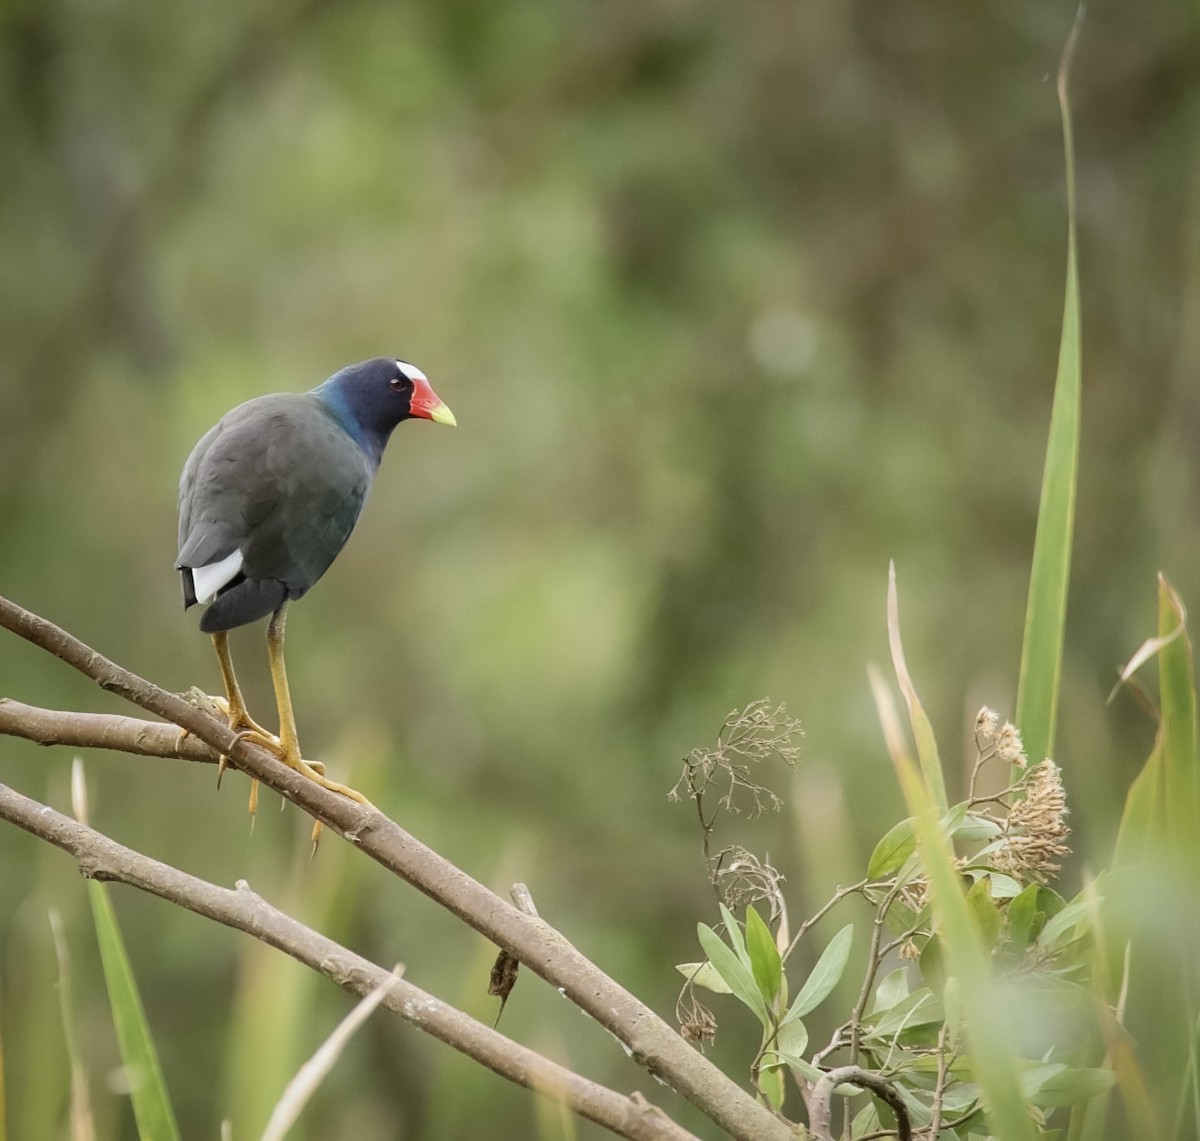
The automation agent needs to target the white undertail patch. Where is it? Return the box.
[191,549,245,604]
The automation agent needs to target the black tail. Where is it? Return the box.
[199,578,288,633]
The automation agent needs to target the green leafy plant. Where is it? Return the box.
[670,13,1196,1137]
[673,680,1123,1137]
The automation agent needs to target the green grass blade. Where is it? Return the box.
[1157,575,1200,1138]
[1156,575,1198,856]
[1113,739,1162,869]
[87,881,181,1141]
[1015,8,1084,770]
[871,663,1037,1141]
[887,562,948,812]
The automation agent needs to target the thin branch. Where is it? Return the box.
[0,781,697,1141]
[0,595,795,1141]
[0,699,215,764]
[928,1025,949,1139]
[808,1067,911,1141]
[782,880,868,964]
[849,885,901,1064]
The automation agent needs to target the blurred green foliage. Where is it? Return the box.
[1,0,1198,1138]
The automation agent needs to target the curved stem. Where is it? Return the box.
[808,1066,911,1141]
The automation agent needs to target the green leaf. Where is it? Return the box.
[1037,895,1096,953]
[952,814,1003,844]
[784,924,854,1021]
[762,1018,810,1092]
[88,881,181,1141]
[863,988,941,1042]
[872,967,910,1015]
[775,1017,808,1060]
[918,935,945,991]
[943,975,961,1052]
[868,818,916,879]
[783,1052,823,1084]
[1036,886,1068,919]
[696,923,769,1028]
[1156,576,1198,859]
[718,904,751,966]
[757,1063,785,1111]
[852,1102,882,1135]
[1014,11,1084,773]
[675,962,733,995]
[744,906,782,1006]
[965,876,1002,948]
[987,873,1024,899]
[1031,1066,1116,1109]
[1005,884,1042,957]
[883,894,924,938]
[1113,739,1162,868]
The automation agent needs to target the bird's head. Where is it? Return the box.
[314,357,456,457]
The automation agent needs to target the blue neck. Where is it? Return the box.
[312,381,388,467]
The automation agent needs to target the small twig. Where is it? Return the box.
[510,883,540,918]
[0,781,695,1141]
[782,880,868,963]
[849,885,901,1064]
[808,1066,912,1141]
[811,1022,851,1069]
[965,795,1015,812]
[928,1024,949,1139]
[878,927,921,958]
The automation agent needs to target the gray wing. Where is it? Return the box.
[177,394,374,613]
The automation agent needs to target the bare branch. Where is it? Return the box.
[0,699,215,764]
[0,594,796,1141]
[0,781,694,1141]
[808,1066,911,1141]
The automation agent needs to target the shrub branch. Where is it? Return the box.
[0,781,695,1141]
[0,593,797,1141]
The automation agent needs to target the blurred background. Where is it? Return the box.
[1,0,1198,1137]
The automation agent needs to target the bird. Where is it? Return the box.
[176,357,456,822]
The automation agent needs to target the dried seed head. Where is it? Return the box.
[669,699,803,819]
[975,706,1000,742]
[994,760,1071,884]
[676,992,717,1046]
[995,722,1028,767]
[714,846,787,917]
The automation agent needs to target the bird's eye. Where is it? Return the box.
[389,375,408,391]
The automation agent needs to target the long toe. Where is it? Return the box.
[303,760,372,807]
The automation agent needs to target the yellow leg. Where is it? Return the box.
[266,604,371,817]
[211,629,278,815]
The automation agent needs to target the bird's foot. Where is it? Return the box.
[272,748,372,852]
[177,690,278,825]
[185,692,288,825]
[177,688,237,750]
[177,690,281,765]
